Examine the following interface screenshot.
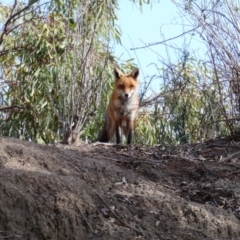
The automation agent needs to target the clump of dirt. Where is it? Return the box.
[0,136,240,239]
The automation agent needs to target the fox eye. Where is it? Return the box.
[130,85,134,88]
[119,84,124,89]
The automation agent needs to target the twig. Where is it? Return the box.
[115,151,141,159]
[94,155,163,165]
[0,105,25,111]
[231,141,240,149]
[222,170,240,177]
[0,235,21,239]
[130,27,198,51]
[89,155,123,162]
[165,154,195,162]
[130,159,163,165]
[94,191,144,236]
[76,204,95,234]
[219,162,240,170]
[92,142,120,146]
[0,3,31,45]
[92,142,131,150]
[222,150,240,162]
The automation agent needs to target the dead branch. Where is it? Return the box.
[0,1,40,45]
[94,191,144,236]
[0,105,25,111]
[222,150,240,163]
[76,204,96,234]
[130,27,198,50]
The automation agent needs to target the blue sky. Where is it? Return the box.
[1,0,206,89]
[114,0,206,87]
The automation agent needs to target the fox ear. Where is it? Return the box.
[131,68,139,79]
[114,68,123,79]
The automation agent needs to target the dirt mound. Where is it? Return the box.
[0,136,240,239]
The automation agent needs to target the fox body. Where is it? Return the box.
[98,68,139,144]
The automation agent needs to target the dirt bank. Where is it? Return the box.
[0,136,240,239]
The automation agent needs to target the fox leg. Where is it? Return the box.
[107,119,115,142]
[126,120,134,144]
[116,121,121,144]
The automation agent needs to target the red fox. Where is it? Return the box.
[98,67,140,144]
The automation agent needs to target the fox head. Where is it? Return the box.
[114,67,139,100]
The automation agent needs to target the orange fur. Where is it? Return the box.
[98,68,139,144]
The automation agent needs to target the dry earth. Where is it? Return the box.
[0,136,240,240]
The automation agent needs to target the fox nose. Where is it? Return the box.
[125,93,129,98]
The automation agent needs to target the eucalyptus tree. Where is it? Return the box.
[171,0,240,134]
[135,53,230,146]
[0,0,154,143]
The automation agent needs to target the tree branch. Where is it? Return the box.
[0,105,25,111]
[130,26,199,50]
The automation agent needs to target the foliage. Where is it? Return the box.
[134,0,240,146]
[0,0,119,143]
[0,0,155,144]
[171,0,240,134]
[1,0,238,146]
[135,54,231,145]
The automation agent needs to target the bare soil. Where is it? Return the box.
[0,136,240,240]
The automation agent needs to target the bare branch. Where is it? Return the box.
[0,105,25,111]
[130,26,199,50]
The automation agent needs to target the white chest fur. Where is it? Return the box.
[113,97,138,121]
